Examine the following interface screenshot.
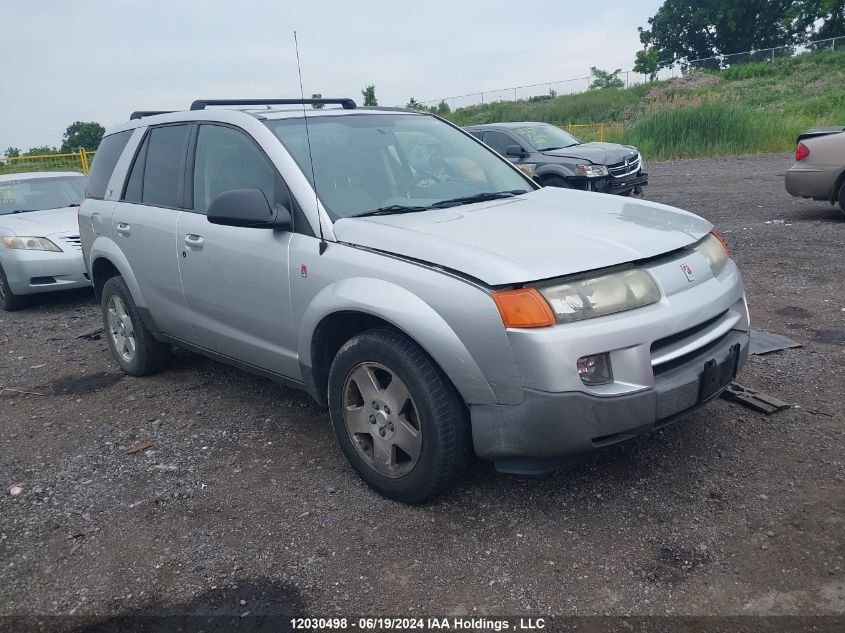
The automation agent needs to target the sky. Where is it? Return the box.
[1,0,663,152]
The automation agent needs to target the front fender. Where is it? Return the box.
[89,236,147,308]
[299,277,498,405]
[535,163,578,181]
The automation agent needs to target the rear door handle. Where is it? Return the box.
[184,234,204,251]
[116,222,131,237]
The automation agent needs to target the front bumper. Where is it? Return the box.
[606,171,648,193]
[575,171,648,194]
[0,247,91,295]
[470,329,749,474]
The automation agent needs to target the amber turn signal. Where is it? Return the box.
[491,288,556,328]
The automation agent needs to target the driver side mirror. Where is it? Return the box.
[207,188,291,230]
[505,145,527,157]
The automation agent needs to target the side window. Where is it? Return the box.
[122,133,149,203]
[193,125,281,213]
[467,130,483,140]
[482,130,518,155]
[142,125,190,208]
[86,130,132,199]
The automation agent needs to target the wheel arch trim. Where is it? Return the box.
[88,236,147,309]
[534,164,577,181]
[298,278,497,406]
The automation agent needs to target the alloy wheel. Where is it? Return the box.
[106,295,136,363]
[342,362,422,478]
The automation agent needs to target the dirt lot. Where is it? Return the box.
[1,153,843,625]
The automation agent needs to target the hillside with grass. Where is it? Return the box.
[444,49,845,160]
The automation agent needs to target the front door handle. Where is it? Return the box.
[184,234,204,251]
[116,222,131,237]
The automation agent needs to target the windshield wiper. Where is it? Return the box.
[9,209,37,214]
[430,190,527,209]
[351,205,430,218]
[539,143,577,151]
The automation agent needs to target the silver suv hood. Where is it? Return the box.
[333,187,712,286]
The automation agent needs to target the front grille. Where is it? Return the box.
[607,155,640,178]
[60,235,82,251]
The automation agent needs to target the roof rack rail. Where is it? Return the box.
[189,98,356,111]
[130,111,175,120]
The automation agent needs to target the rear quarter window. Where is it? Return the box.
[86,130,133,199]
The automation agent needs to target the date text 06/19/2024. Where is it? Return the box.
[290,617,547,630]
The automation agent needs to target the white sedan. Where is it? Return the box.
[0,171,91,310]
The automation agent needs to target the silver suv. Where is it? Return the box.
[79,98,750,503]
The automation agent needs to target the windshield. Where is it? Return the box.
[514,125,581,151]
[0,175,86,215]
[264,114,533,220]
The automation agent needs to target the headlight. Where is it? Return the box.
[576,164,608,177]
[516,163,536,178]
[1,236,61,252]
[537,268,660,323]
[637,152,644,171]
[692,232,730,276]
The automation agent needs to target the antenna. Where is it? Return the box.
[294,31,328,255]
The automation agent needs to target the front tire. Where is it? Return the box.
[543,175,572,189]
[100,276,171,376]
[327,328,471,504]
[838,180,845,215]
[0,264,29,312]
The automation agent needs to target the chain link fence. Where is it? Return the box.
[418,35,844,111]
[687,35,844,70]
[0,150,95,176]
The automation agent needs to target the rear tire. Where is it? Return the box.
[327,328,471,504]
[838,180,845,215]
[101,276,171,376]
[0,264,29,312]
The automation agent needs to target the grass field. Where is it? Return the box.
[445,49,845,159]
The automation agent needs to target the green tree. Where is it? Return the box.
[4,147,21,158]
[436,100,451,115]
[589,67,624,89]
[24,146,59,156]
[311,93,324,109]
[405,97,424,110]
[638,0,800,69]
[785,0,845,40]
[633,47,661,80]
[60,121,105,152]
[361,85,378,106]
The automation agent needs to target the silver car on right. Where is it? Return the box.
[79,99,750,503]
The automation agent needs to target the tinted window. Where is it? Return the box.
[193,125,278,213]
[122,134,148,203]
[142,125,190,208]
[86,130,132,199]
[482,130,518,155]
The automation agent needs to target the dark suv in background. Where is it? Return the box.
[465,122,647,196]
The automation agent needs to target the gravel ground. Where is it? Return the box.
[1,153,843,625]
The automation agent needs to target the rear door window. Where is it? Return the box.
[141,125,190,208]
[86,130,132,199]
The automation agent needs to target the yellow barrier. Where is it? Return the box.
[0,149,96,176]
[560,122,624,143]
